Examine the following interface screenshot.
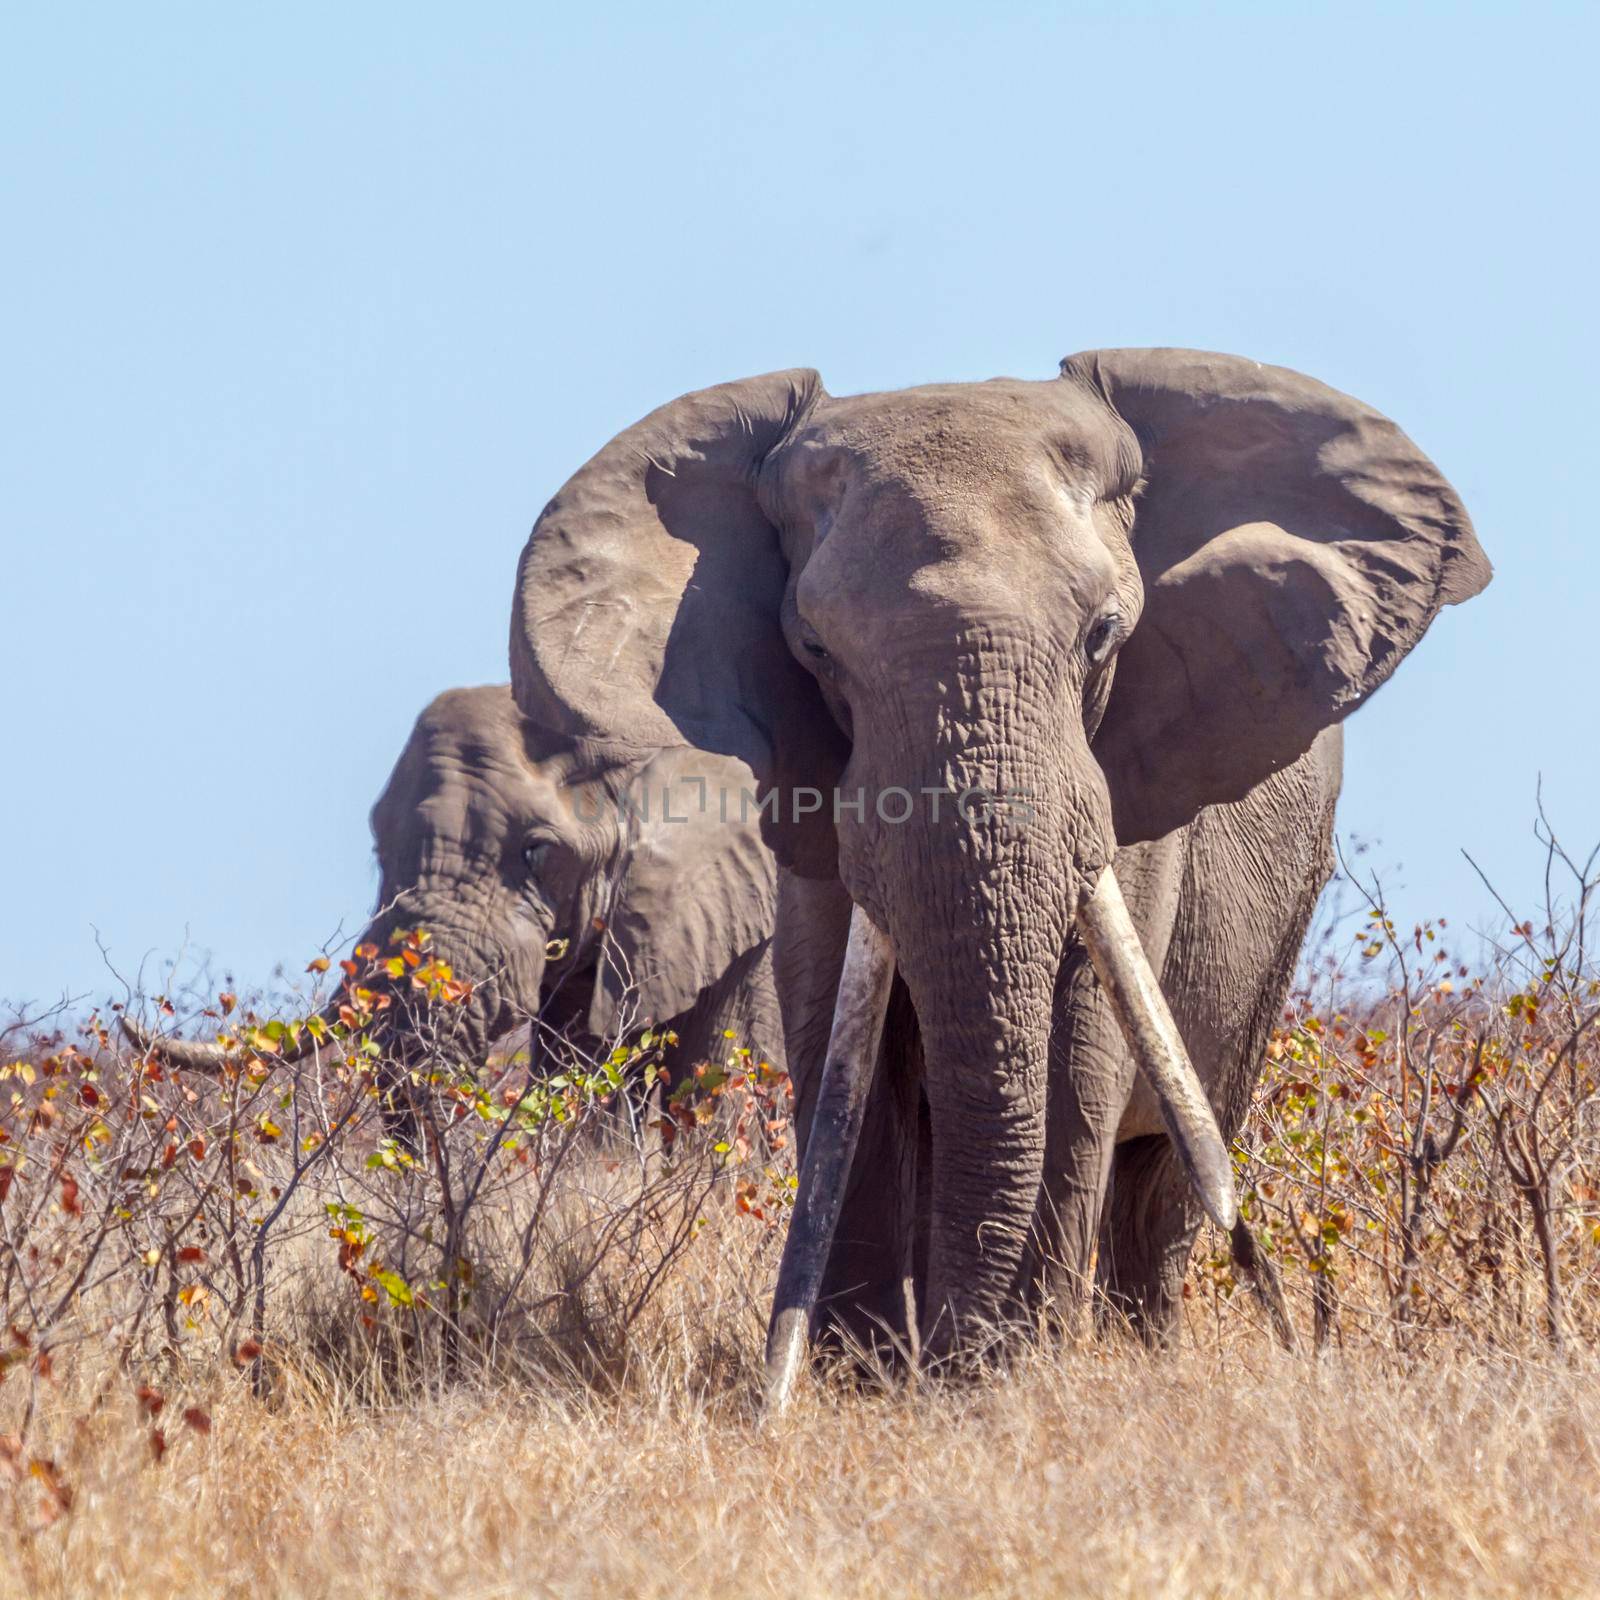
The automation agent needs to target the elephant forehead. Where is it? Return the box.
[377,693,575,846]
[788,377,1139,498]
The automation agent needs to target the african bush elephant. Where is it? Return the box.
[506,349,1490,1389]
[129,683,784,1089]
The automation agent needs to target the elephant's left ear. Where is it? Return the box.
[587,748,776,1038]
[1061,348,1492,844]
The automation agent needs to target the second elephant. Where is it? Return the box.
[132,683,785,1090]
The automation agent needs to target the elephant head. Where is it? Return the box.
[506,351,1490,1377]
[127,683,776,1080]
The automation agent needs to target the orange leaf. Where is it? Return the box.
[218,991,237,1016]
[28,1457,72,1516]
[306,957,331,974]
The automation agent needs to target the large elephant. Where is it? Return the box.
[128,683,784,1088]
[507,349,1490,1386]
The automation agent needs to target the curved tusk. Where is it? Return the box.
[120,1017,232,1074]
[1076,866,1237,1232]
[763,904,896,1417]
[121,1011,342,1074]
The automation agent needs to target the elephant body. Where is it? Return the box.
[497,347,1488,1370]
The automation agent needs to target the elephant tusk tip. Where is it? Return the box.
[1195,1156,1238,1233]
[1208,1185,1239,1234]
[762,1307,810,1419]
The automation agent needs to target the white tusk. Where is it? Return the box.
[763,904,896,1416]
[1076,866,1237,1232]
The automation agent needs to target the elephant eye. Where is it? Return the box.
[797,622,834,668]
[1084,613,1122,667]
[522,839,553,873]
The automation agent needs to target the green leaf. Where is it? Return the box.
[373,1268,414,1307]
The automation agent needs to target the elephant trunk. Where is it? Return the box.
[355,905,513,1064]
[875,726,1088,1367]
[899,856,1063,1365]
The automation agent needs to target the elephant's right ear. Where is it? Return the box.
[510,371,843,875]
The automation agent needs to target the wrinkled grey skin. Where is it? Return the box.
[136,683,785,1094]
[509,349,1491,1358]
[359,684,785,1083]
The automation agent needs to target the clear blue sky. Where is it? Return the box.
[4,2,1594,1010]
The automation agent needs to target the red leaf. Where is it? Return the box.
[234,1339,262,1365]
[182,1407,211,1435]
[176,1246,204,1264]
[149,1428,167,1462]
[136,1385,165,1417]
[60,1175,82,1217]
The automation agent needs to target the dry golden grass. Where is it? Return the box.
[6,1338,1599,1599]
[6,852,1599,1598]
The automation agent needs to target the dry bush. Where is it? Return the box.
[3,826,1599,1597]
[1194,821,1600,1358]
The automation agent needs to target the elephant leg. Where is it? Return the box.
[1097,1135,1204,1345]
[1099,728,1342,1344]
[777,870,924,1361]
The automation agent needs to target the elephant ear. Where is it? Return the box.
[1060,348,1492,844]
[510,370,839,865]
[587,747,776,1038]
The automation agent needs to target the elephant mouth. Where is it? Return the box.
[762,864,1236,1413]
